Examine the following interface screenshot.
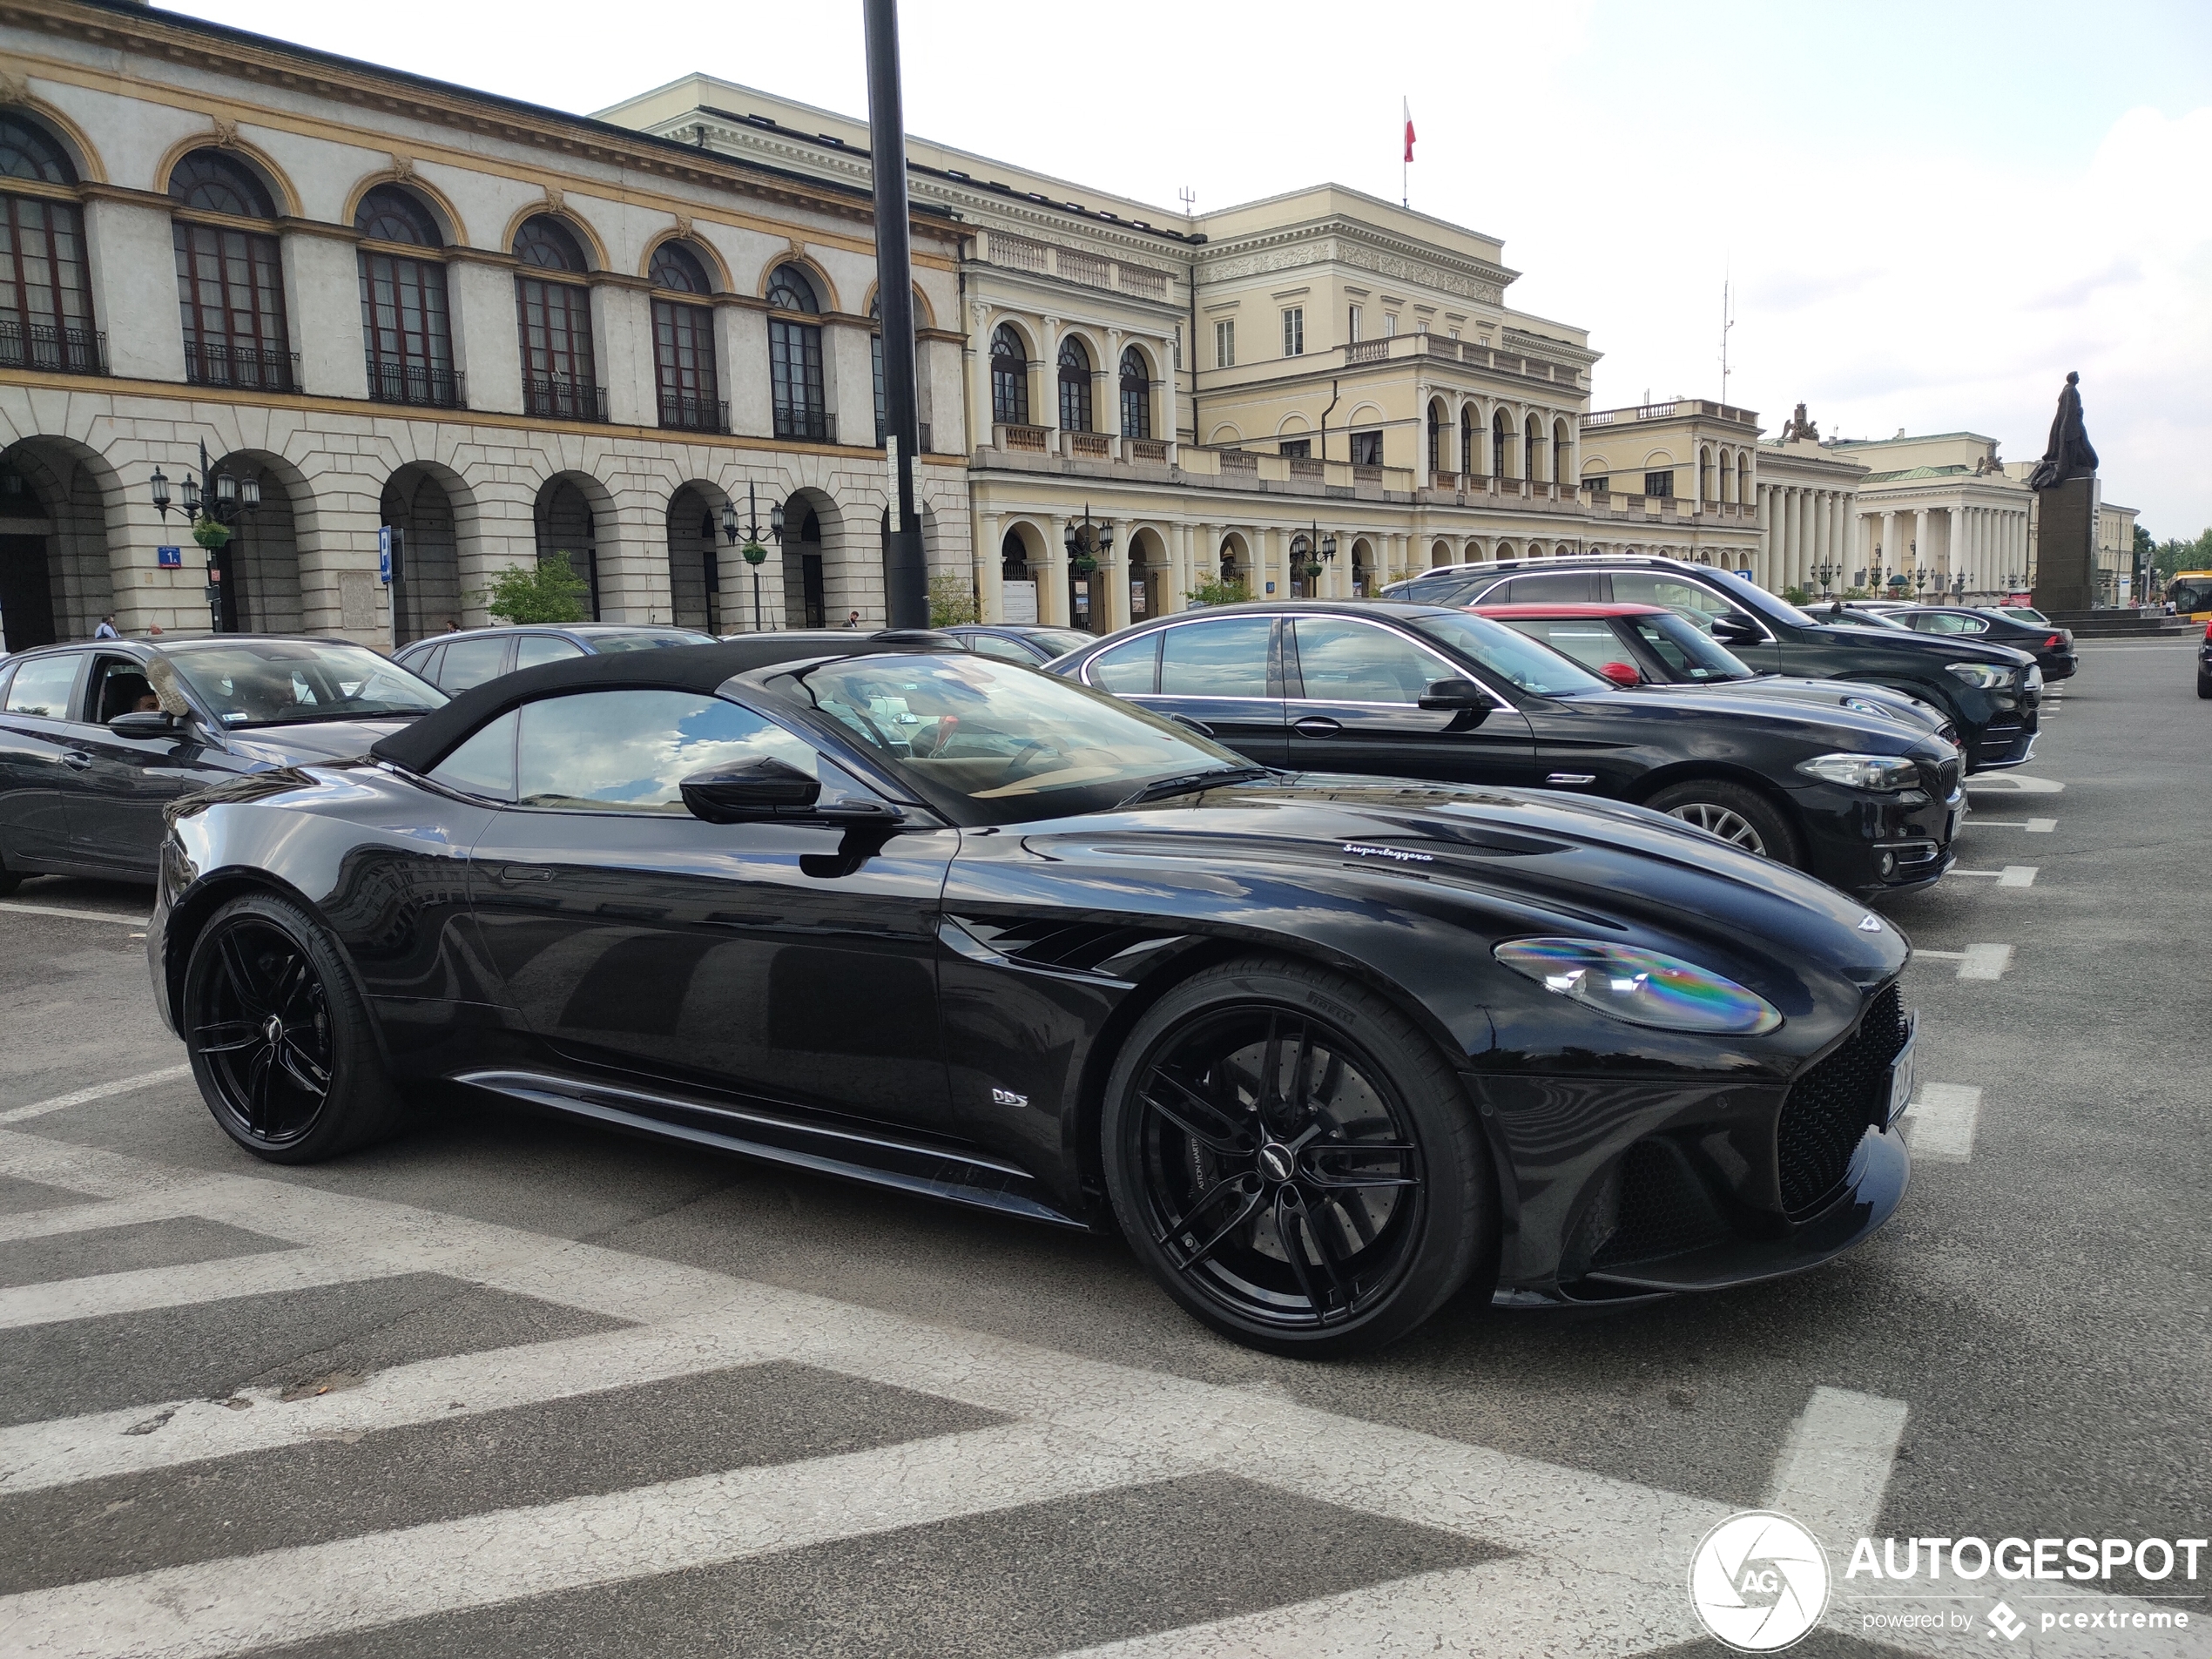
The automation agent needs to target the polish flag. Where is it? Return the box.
[1403,100,1416,164]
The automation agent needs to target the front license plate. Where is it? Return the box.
[1885,1023,1919,1129]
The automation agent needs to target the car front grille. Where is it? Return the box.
[1916,757,1961,798]
[1777,982,1908,1214]
[1591,1138,1731,1267]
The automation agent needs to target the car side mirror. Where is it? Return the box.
[680,757,820,822]
[107,709,181,738]
[1597,660,1642,688]
[1418,678,1489,716]
[1712,614,1764,644]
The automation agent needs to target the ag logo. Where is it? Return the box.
[1688,1510,1831,1651]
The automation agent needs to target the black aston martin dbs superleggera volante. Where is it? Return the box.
[150,635,1916,1353]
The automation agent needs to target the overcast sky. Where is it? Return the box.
[172,0,2212,538]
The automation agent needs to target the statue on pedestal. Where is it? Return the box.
[2027,372,2097,490]
[1777,402,1820,443]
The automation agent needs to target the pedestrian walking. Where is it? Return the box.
[844,610,861,629]
[93,614,118,638]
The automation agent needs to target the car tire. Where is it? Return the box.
[181,892,405,1164]
[0,851,20,896]
[1645,779,1804,867]
[2197,671,2212,700]
[1100,955,1494,1356]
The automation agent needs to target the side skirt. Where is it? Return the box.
[452,1068,1090,1231]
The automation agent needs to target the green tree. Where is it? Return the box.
[1184,576,1251,608]
[481,551,591,624]
[927,574,978,627]
[2154,530,2212,583]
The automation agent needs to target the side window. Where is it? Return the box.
[514,635,588,670]
[439,637,511,691]
[1291,618,1452,704]
[401,644,444,685]
[1088,633,1160,694]
[1157,617,1272,698]
[1608,574,1735,632]
[1495,571,1598,604]
[3,655,79,718]
[515,690,819,813]
[968,634,1039,665]
[1507,620,1629,676]
[86,656,156,724]
[428,709,518,800]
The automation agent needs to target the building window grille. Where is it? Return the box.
[1057,335,1093,433]
[765,262,826,442]
[171,150,293,393]
[1118,346,1150,439]
[650,241,722,432]
[356,185,458,408]
[1282,307,1304,357]
[1214,319,1234,368]
[513,215,598,420]
[989,323,1029,425]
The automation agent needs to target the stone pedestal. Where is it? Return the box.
[2032,475,2097,612]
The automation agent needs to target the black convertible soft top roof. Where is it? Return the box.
[368,632,951,774]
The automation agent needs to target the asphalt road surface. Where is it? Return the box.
[0,639,2202,1659]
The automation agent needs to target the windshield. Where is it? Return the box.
[587,631,717,652]
[165,642,445,726]
[1626,611,1754,680]
[793,651,1251,826]
[1406,611,1610,697]
[2168,577,2212,614]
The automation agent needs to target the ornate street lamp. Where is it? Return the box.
[1289,521,1338,594]
[1812,560,1838,597]
[1064,506,1112,628]
[151,441,260,632]
[1950,571,1967,600]
[1912,567,1931,596]
[721,484,785,634]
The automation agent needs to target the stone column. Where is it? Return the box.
[967,302,994,451]
[1878,511,1897,585]
[1813,490,1831,589]
[1757,489,1772,586]
[1039,317,1062,443]
[976,510,1002,623]
[1100,516,1129,631]
[1044,512,1069,627]
[1912,508,1929,583]
[1163,523,1189,614]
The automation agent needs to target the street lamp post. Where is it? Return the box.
[150,441,260,633]
[720,483,785,634]
[1912,567,1931,597]
[1812,560,1838,597]
[1063,505,1113,631]
[1288,521,1338,596]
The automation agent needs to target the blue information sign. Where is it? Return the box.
[156,545,182,568]
[378,525,394,585]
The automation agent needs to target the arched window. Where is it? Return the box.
[765,262,826,442]
[649,241,722,432]
[1554,421,1570,489]
[1460,408,1477,476]
[1524,414,1543,482]
[1492,411,1510,478]
[1057,336,1093,433]
[1428,401,1447,474]
[0,113,95,374]
[170,150,291,391]
[1118,347,1150,440]
[512,215,599,421]
[990,324,1028,426]
[355,185,456,408]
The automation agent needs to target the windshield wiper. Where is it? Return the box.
[1118,765,1271,807]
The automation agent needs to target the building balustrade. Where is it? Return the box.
[183,340,299,395]
[366,359,465,409]
[658,391,731,434]
[773,407,835,444]
[971,229,1175,303]
[0,320,106,376]
[1328,329,1584,388]
[523,375,609,423]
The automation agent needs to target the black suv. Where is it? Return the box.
[1388,556,2040,772]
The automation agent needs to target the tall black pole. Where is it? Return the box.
[864,0,927,630]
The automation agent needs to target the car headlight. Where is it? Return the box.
[1794,752,1918,791]
[1494,939,1783,1035]
[1945,662,2012,689]
[2021,663,2043,690]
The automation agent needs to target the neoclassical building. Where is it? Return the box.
[1831,431,2036,600]
[0,1,972,652]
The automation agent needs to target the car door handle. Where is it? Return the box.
[1291,717,1342,738]
[498,864,556,882]
[62,752,92,771]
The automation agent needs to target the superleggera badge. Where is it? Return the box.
[1342,843,1433,863]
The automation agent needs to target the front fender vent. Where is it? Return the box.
[945,916,1186,982]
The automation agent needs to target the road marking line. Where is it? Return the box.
[0,1248,420,1332]
[1968,818,2057,832]
[1908,943,2011,979]
[1903,1083,1982,1162]
[1949,866,2036,887]
[0,902,152,926]
[0,1064,191,1126]
[1764,1386,1910,1559]
[1964,773,2063,793]
[0,1422,1186,1659]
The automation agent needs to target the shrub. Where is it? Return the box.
[481,550,591,624]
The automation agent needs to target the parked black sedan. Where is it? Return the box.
[150,637,1914,1352]
[1386,555,2040,771]
[934,623,1097,665]
[1885,605,2076,680]
[394,623,716,694]
[0,636,442,887]
[1053,602,1963,894]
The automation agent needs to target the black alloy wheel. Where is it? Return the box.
[1644,779,1804,867]
[1103,958,1494,1354]
[183,893,403,1163]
